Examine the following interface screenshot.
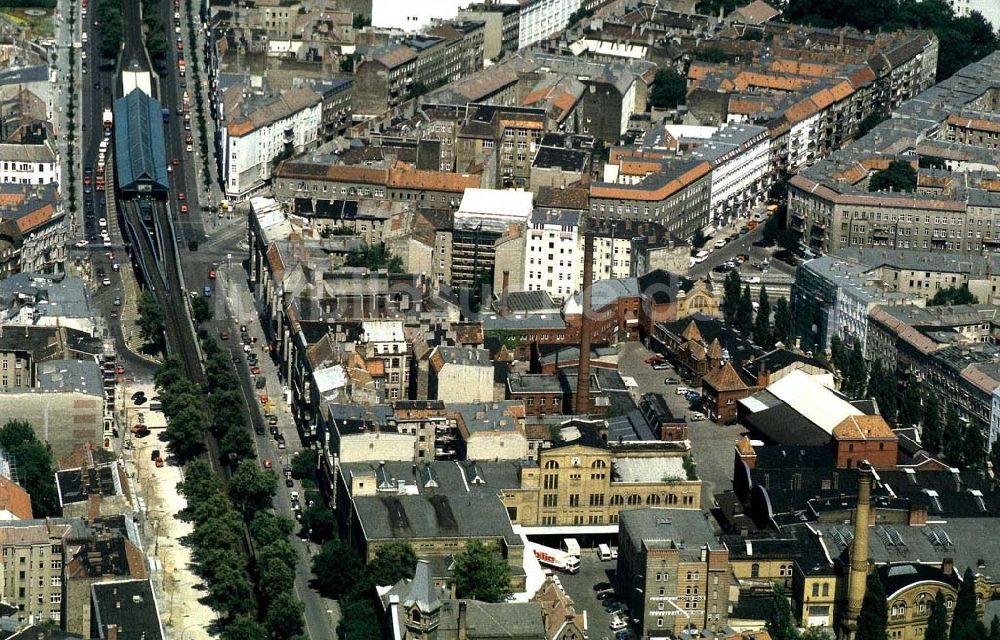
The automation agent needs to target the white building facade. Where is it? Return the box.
[523,208,581,302]
[371,0,467,31]
[698,125,770,226]
[991,386,1000,450]
[0,142,60,186]
[222,89,322,201]
[517,0,582,50]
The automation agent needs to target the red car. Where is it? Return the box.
[115,366,125,375]
[177,41,183,50]
[263,458,273,469]
[83,177,92,185]
[250,366,260,375]
[208,269,216,279]
[259,394,269,404]
[644,354,665,365]
[172,158,180,166]
[178,192,185,200]
[220,331,229,340]
[180,204,189,214]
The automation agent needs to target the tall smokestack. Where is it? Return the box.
[575,233,595,415]
[843,460,873,639]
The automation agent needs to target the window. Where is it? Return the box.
[751,563,760,578]
[569,494,580,507]
[812,583,819,597]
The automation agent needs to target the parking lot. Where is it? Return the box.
[557,552,624,640]
[618,342,742,506]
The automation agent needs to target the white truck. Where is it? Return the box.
[529,539,581,574]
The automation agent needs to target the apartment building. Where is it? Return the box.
[221,87,322,201]
[791,255,923,353]
[0,140,59,185]
[617,509,731,636]
[0,183,66,277]
[358,320,410,402]
[517,0,581,50]
[455,105,548,190]
[272,158,483,210]
[451,188,534,289]
[866,304,1000,445]
[458,3,521,60]
[0,518,83,624]
[354,22,485,119]
[590,159,713,242]
[499,424,701,527]
[787,53,1000,255]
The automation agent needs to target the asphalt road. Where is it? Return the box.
[616,342,741,508]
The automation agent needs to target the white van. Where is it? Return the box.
[676,386,691,396]
[598,543,613,561]
[694,250,710,263]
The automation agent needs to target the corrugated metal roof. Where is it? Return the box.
[113,89,169,192]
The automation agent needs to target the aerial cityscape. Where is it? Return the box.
[0,0,997,639]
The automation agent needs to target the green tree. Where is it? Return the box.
[844,345,869,399]
[991,440,1000,479]
[867,361,897,423]
[337,595,382,640]
[345,242,404,273]
[754,286,772,349]
[950,568,979,640]
[258,539,297,573]
[249,511,294,548]
[368,543,418,587]
[989,616,1000,640]
[219,426,256,464]
[454,540,512,603]
[407,81,429,100]
[137,290,166,351]
[943,405,964,466]
[897,380,923,428]
[856,570,888,640]
[300,504,337,543]
[765,584,798,640]
[735,285,754,335]
[0,421,58,517]
[192,295,213,324]
[229,460,277,516]
[923,393,943,454]
[649,68,688,109]
[868,161,917,193]
[773,296,792,346]
[722,271,742,324]
[929,285,978,306]
[223,616,268,640]
[962,423,987,472]
[291,451,317,481]
[208,560,255,619]
[165,404,209,460]
[692,228,707,248]
[311,539,366,599]
[801,628,831,640]
[260,556,295,601]
[265,592,305,640]
[924,591,949,640]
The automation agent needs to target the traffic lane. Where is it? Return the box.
[689,224,766,279]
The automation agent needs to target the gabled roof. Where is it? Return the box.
[402,559,440,613]
[832,415,895,440]
[703,361,750,392]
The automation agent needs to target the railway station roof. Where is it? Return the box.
[114,88,169,194]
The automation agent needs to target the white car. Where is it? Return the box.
[74,239,88,248]
[103,238,112,248]
[690,412,706,422]
[98,218,107,227]
[609,618,627,631]
[186,144,193,152]
[102,277,111,286]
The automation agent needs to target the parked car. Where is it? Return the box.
[690,412,706,421]
[664,378,679,385]
[651,362,671,370]
[643,354,664,365]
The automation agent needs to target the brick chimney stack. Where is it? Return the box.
[842,460,873,640]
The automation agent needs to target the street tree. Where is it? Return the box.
[222,616,268,640]
[962,423,987,473]
[754,287,772,348]
[178,458,223,507]
[136,290,166,351]
[337,595,382,640]
[368,543,418,587]
[249,512,294,548]
[259,556,295,601]
[265,592,305,640]
[208,560,255,619]
[165,404,210,460]
[454,540,512,603]
[300,504,337,543]
[923,393,943,453]
[229,460,277,517]
[0,421,58,517]
[735,285,754,335]
[722,271,742,324]
[191,295,213,324]
[219,426,255,464]
[855,570,888,640]
[257,539,297,573]
[773,296,792,346]
[291,451,317,481]
[311,539,365,599]
[896,381,923,429]
[943,405,964,466]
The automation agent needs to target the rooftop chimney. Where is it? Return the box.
[500,270,511,317]
[458,601,468,640]
[575,232,595,415]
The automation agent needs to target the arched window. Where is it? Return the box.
[646,494,661,505]
[591,460,607,469]
[946,598,954,609]
[751,563,760,578]
[610,495,624,506]
[822,583,830,597]
[544,460,559,469]
[893,601,906,618]
[812,584,819,597]
[667,494,677,504]
[917,593,929,613]
[627,494,641,505]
